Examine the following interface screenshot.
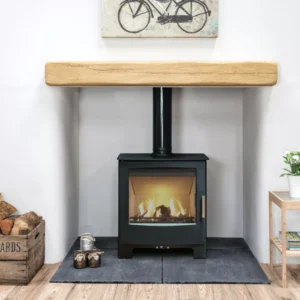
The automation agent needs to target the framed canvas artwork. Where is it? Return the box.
[102,0,218,38]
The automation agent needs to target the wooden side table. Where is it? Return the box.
[269,191,300,288]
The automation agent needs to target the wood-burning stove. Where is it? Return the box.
[118,88,208,258]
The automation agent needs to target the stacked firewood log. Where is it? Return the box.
[0,194,41,235]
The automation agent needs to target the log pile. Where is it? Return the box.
[10,212,41,236]
[0,219,13,235]
[0,194,41,236]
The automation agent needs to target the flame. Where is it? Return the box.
[178,200,186,216]
[169,198,185,216]
[138,202,145,215]
[145,200,155,217]
[155,208,161,217]
[169,198,176,216]
[138,197,186,217]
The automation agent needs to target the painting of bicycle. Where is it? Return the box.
[102,0,218,37]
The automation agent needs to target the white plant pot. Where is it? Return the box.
[288,175,300,199]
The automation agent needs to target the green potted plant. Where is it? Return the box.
[281,150,300,198]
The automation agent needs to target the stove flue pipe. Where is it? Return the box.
[152,88,172,157]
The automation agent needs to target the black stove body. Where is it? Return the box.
[118,88,208,259]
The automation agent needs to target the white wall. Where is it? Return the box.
[0,1,81,263]
[242,0,300,263]
[79,88,243,237]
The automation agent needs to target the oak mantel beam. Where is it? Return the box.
[45,61,278,87]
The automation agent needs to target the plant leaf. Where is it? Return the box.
[280,173,290,177]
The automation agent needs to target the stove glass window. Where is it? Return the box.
[129,169,196,225]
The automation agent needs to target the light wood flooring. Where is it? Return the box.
[1,264,300,300]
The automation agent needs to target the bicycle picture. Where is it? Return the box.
[102,0,218,37]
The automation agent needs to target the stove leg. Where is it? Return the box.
[193,246,206,259]
[118,245,133,259]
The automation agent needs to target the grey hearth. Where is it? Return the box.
[51,237,269,284]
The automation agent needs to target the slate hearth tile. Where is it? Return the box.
[162,253,207,283]
[51,249,162,283]
[162,249,269,284]
[51,238,269,284]
[207,238,247,249]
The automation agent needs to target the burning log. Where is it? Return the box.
[132,210,148,222]
[141,211,148,218]
[130,216,195,224]
[155,205,170,217]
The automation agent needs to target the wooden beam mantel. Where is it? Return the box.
[45,62,278,87]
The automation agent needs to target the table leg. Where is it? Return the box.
[269,199,273,268]
[281,207,287,288]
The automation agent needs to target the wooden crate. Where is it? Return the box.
[0,219,45,285]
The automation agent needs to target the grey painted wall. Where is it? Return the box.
[79,87,243,238]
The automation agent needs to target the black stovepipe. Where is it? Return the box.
[152,87,172,157]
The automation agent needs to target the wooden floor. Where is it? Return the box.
[1,264,300,300]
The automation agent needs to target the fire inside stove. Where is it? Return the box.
[129,169,196,224]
